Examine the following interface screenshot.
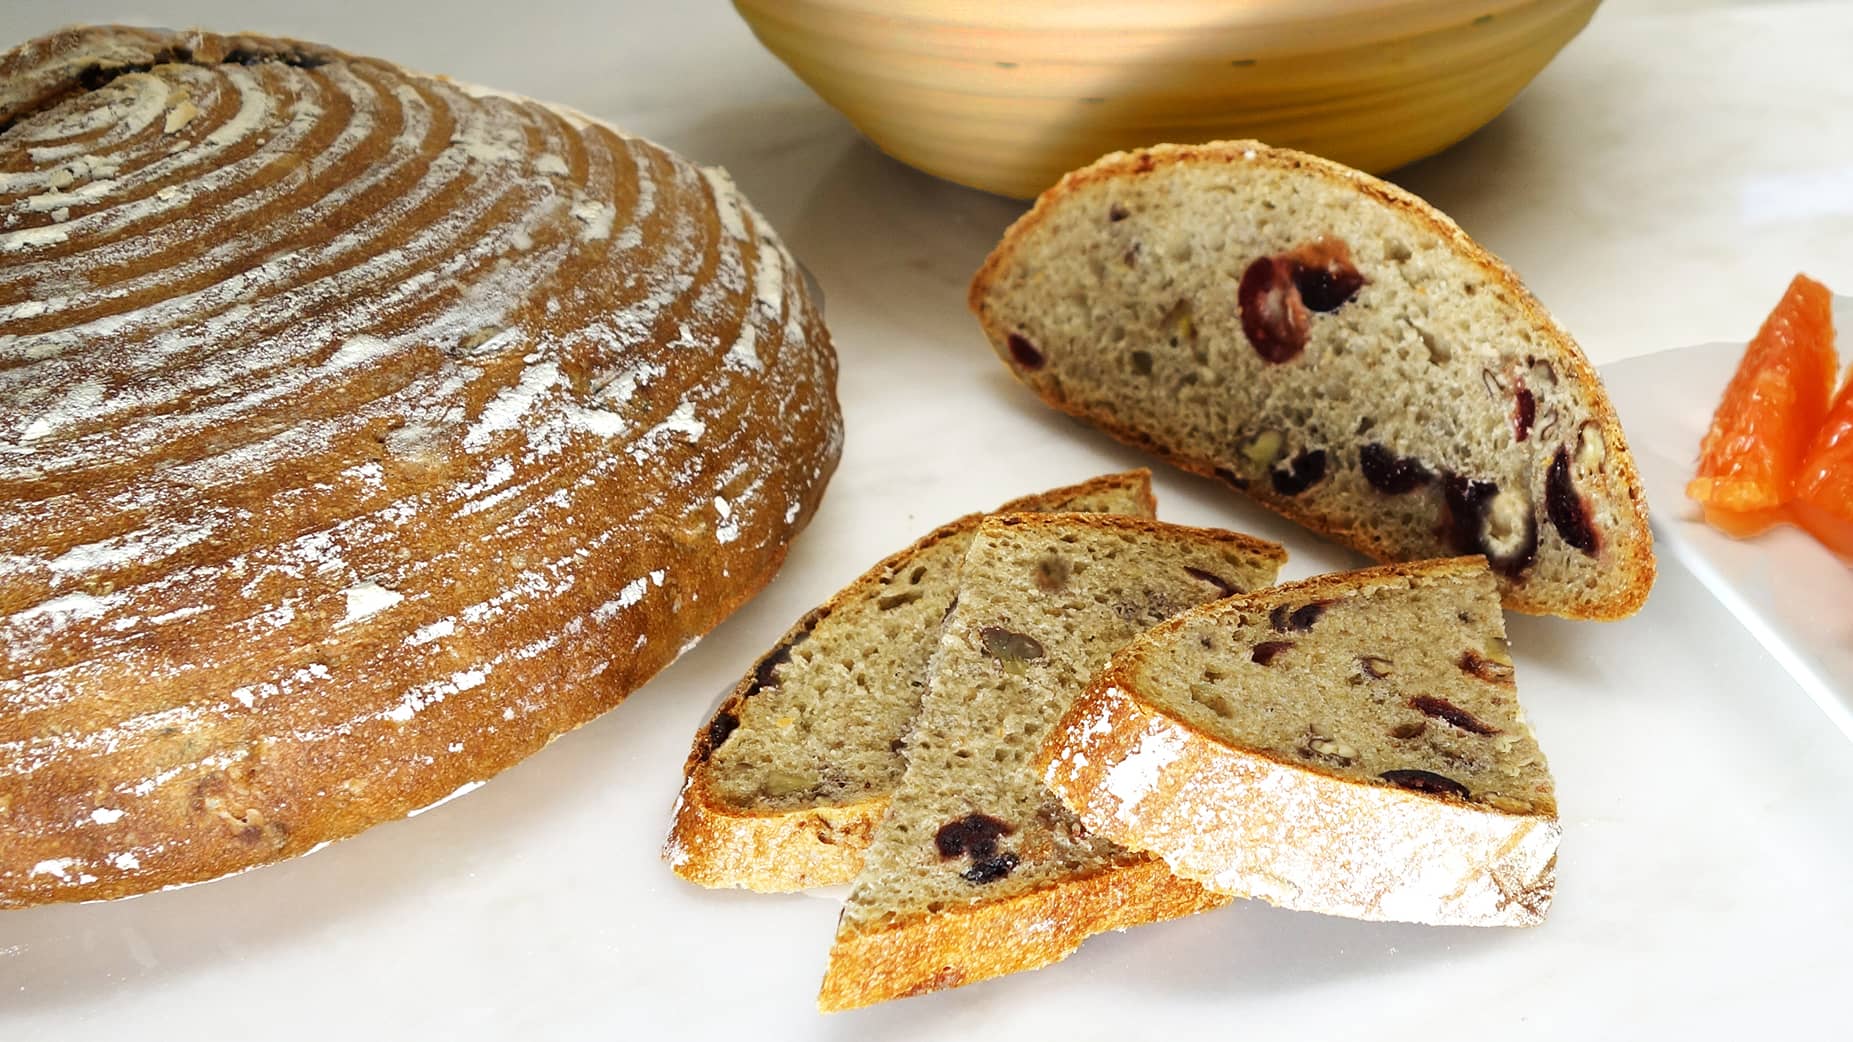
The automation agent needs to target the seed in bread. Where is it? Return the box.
[819,514,1285,1011]
[665,472,1157,892]
[969,140,1654,620]
[0,26,840,908]
[1039,557,1560,928]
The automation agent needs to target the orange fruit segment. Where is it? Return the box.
[1687,273,1838,533]
[1793,367,1853,561]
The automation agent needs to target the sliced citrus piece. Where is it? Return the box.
[1687,273,1838,533]
[1793,367,1853,561]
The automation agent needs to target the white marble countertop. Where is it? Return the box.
[3,2,1852,1039]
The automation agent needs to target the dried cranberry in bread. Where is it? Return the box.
[970,141,1654,620]
[0,27,841,907]
[819,514,1284,1011]
[666,472,1157,892]
[1039,557,1560,928]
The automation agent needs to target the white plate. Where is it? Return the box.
[1601,300,1853,744]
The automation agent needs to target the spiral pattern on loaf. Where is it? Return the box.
[0,27,842,906]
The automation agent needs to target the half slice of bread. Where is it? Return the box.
[819,514,1285,1011]
[667,472,1156,891]
[1039,557,1560,928]
[970,141,1654,620]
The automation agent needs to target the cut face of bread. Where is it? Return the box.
[1039,557,1560,928]
[970,141,1654,620]
[819,514,1285,1011]
[667,472,1157,892]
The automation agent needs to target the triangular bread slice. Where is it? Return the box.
[1039,557,1560,928]
[667,472,1156,892]
[970,140,1654,620]
[819,514,1285,1011]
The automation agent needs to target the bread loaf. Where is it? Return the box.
[666,472,1155,892]
[0,27,841,907]
[1039,558,1560,927]
[970,141,1654,620]
[820,514,1284,1011]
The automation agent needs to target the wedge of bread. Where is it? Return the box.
[1039,557,1560,928]
[666,472,1156,892]
[820,514,1285,1011]
[970,141,1654,620]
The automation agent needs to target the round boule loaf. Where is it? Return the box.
[0,26,841,907]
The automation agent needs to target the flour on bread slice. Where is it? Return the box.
[1040,557,1560,928]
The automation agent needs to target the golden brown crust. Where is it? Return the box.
[817,854,1229,1012]
[969,140,1654,621]
[666,776,881,892]
[666,471,1154,892]
[0,26,340,126]
[1036,559,1561,928]
[0,27,841,907]
[980,510,1290,568]
[994,470,1159,519]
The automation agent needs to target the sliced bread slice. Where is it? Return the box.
[1038,557,1560,928]
[970,141,1654,620]
[819,514,1285,1011]
[666,472,1156,892]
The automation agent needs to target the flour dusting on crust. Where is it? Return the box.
[0,26,841,907]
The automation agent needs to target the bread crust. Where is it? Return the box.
[0,27,841,907]
[666,776,882,893]
[666,472,1156,892]
[969,140,1654,620]
[817,838,1229,1012]
[1037,559,1561,928]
